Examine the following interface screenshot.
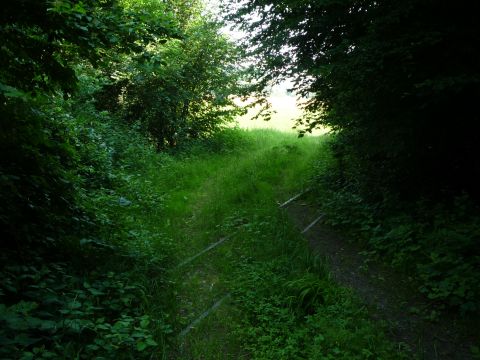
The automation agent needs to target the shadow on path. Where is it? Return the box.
[286,199,477,360]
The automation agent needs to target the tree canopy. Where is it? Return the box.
[1,0,248,247]
[226,0,480,201]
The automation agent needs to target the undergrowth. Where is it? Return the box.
[1,124,422,359]
[220,207,409,359]
[310,138,480,317]
[229,228,410,359]
[0,99,175,359]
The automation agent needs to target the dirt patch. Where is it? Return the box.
[285,200,477,360]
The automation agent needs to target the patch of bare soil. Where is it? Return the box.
[285,200,477,360]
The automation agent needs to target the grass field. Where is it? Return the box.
[234,91,329,136]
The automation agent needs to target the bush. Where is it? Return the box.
[313,169,480,314]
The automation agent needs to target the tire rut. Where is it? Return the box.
[285,199,476,360]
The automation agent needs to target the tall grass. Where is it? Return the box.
[3,124,406,358]
[123,128,409,359]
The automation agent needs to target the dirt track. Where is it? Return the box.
[285,199,476,360]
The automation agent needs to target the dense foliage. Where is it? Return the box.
[226,0,480,314]
[95,3,248,149]
[0,0,245,357]
[311,150,480,314]
[226,0,480,199]
[2,0,478,356]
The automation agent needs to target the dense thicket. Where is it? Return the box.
[227,0,480,201]
[0,0,245,356]
[1,0,246,246]
[226,0,480,314]
[1,0,175,246]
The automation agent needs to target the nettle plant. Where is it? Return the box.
[0,253,170,358]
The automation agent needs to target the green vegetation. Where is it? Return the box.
[116,129,409,359]
[226,0,480,315]
[311,151,480,314]
[0,0,246,357]
[0,125,410,358]
[0,103,173,358]
[1,0,479,358]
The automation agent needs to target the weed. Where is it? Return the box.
[312,162,480,315]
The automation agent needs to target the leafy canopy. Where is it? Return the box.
[225,0,480,200]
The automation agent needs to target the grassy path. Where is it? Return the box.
[287,200,477,360]
[162,130,320,357]
[146,129,410,359]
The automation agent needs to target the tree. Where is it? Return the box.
[225,0,480,200]
[0,0,176,246]
[95,7,247,149]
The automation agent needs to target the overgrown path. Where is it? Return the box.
[163,130,324,358]
[286,200,477,360]
[153,129,473,359]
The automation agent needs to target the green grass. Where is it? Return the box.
[110,128,410,358]
[3,127,407,359]
[235,93,328,136]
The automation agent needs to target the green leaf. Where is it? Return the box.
[87,287,105,296]
[136,341,147,351]
[68,300,82,309]
[139,316,150,328]
[145,337,157,346]
[0,83,27,98]
[14,333,41,347]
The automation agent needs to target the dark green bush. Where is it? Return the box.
[313,175,480,314]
